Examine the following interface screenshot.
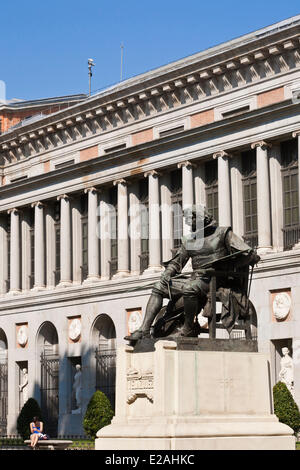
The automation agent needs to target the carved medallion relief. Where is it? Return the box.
[270,290,292,322]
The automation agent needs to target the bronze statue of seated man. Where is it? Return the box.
[124,206,259,342]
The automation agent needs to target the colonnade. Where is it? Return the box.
[1,137,300,294]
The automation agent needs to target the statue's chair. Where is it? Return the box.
[152,252,257,341]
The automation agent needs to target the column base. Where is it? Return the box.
[130,271,140,277]
[112,271,130,279]
[142,266,163,275]
[257,246,274,255]
[95,417,295,450]
[31,285,46,292]
[7,289,21,295]
[56,281,73,288]
[83,275,101,284]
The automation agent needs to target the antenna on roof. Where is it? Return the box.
[88,58,95,96]
[120,43,124,82]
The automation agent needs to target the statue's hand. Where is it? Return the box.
[250,251,260,265]
[160,271,171,283]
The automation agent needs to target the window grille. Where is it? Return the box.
[241,150,258,248]
[80,194,88,281]
[205,160,218,224]
[109,188,118,278]
[281,140,299,250]
[54,202,60,285]
[139,179,149,273]
[171,169,182,253]
[6,219,10,292]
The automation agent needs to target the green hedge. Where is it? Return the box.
[83,391,114,439]
[273,381,300,434]
[16,398,43,440]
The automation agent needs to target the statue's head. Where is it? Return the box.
[183,205,215,230]
[282,347,289,356]
[75,364,81,371]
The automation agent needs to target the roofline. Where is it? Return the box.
[0,94,87,111]
[88,14,300,99]
[0,15,299,141]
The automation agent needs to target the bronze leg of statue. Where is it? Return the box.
[124,293,163,341]
[178,295,199,336]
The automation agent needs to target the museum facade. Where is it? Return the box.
[0,16,300,436]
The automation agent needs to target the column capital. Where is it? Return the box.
[57,194,71,202]
[113,178,128,186]
[251,140,272,150]
[177,160,197,169]
[31,201,44,209]
[292,130,300,138]
[144,169,161,178]
[84,186,100,195]
[213,150,232,160]
[7,208,19,215]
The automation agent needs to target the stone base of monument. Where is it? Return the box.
[95,339,295,450]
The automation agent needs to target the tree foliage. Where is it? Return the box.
[83,391,114,439]
[273,381,300,434]
[17,398,43,439]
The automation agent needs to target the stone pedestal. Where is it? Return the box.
[95,340,295,450]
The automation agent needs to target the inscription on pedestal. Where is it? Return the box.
[126,367,154,404]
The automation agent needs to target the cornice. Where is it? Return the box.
[0,97,298,211]
[0,22,299,166]
[0,272,158,313]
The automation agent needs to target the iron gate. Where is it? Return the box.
[0,362,8,435]
[40,353,59,437]
[95,348,116,409]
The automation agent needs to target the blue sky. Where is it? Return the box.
[1,1,300,101]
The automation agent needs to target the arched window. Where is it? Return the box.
[37,322,59,436]
[93,315,116,409]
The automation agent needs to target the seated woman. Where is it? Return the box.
[30,416,44,448]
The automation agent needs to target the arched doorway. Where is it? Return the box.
[92,315,116,409]
[0,329,8,435]
[37,322,59,436]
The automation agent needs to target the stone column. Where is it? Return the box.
[113,179,129,278]
[84,187,100,282]
[269,144,284,251]
[230,154,244,238]
[45,205,56,289]
[57,194,72,286]
[251,141,272,253]
[8,208,21,293]
[21,210,32,291]
[213,150,232,227]
[178,161,195,236]
[0,216,8,294]
[99,190,111,280]
[160,173,173,262]
[143,170,162,273]
[194,163,206,208]
[129,182,141,276]
[31,201,45,289]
